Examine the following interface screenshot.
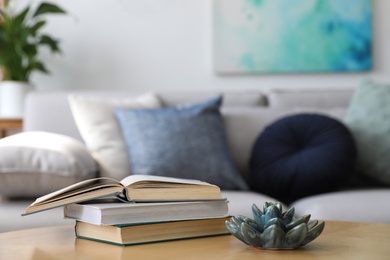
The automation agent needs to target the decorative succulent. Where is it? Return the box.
[0,1,66,82]
[225,202,325,249]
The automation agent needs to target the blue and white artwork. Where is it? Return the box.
[213,0,372,73]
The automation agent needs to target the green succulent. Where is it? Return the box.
[0,1,66,82]
[226,202,325,249]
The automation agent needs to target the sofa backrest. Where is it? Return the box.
[24,88,354,180]
[266,88,354,108]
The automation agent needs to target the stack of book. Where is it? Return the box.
[23,175,230,246]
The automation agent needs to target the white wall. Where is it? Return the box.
[17,0,390,91]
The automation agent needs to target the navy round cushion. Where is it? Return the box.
[249,113,357,202]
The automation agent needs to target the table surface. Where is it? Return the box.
[0,221,389,260]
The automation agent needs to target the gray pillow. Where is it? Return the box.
[344,80,390,185]
[0,131,98,198]
[114,96,248,190]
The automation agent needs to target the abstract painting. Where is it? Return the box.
[213,0,372,73]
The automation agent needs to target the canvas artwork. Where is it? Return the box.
[213,0,372,74]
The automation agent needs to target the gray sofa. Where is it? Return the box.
[1,88,389,233]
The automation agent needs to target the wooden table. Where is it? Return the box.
[0,221,389,259]
[0,118,23,138]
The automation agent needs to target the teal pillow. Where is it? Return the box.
[344,80,390,185]
[114,96,249,190]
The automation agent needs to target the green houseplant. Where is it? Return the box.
[0,1,66,117]
[0,1,66,81]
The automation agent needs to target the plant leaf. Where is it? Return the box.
[39,35,60,53]
[33,61,49,73]
[33,2,66,17]
[23,43,38,58]
[14,7,30,26]
[30,20,46,36]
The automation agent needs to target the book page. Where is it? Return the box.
[34,177,122,204]
[120,175,214,188]
[24,187,122,215]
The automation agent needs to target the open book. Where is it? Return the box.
[23,175,223,215]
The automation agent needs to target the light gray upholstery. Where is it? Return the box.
[266,88,354,108]
[24,91,84,141]
[0,199,74,233]
[158,91,267,107]
[291,189,390,223]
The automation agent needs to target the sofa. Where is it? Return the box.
[1,86,390,233]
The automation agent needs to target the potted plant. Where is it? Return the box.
[0,1,66,117]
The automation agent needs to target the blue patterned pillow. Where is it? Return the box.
[114,96,248,190]
[344,80,390,185]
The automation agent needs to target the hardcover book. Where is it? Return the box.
[64,199,229,225]
[23,175,222,215]
[75,217,231,246]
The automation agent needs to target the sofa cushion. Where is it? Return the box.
[344,80,390,185]
[114,96,248,190]
[221,106,348,180]
[291,189,390,223]
[221,190,287,217]
[68,92,162,180]
[249,114,357,202]
[0,132,97,198]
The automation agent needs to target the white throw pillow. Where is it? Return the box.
[68,92,162,180]
[0,131,98,198]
